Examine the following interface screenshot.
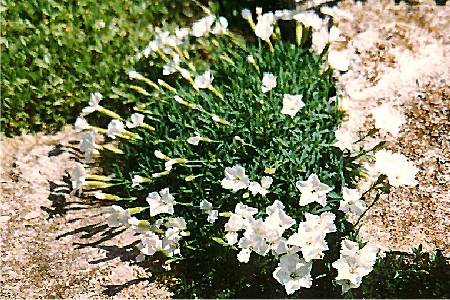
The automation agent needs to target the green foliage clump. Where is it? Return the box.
[93,38,364,298]
[0,0,198,135]
[356,247,450,299]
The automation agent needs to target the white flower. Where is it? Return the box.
[166,217,187,230]
[152,170,170,178]
[274,9,293,20]
[105,205,131,227]
[225,213,247,232]
[281,94,305,118]
[334,126,356,151]
[248,182,264,196]
[154,150,169,160]
[249,176,273,196]
[179,68,191,80]
[312,26,329,54]
[211,16,228,35]
[239,220,272,256]
[165,227,182,243]
[255,13,274,40]
[265,204,296,236]
[129,217,158,234]
[175,27,189,40]
[126,113,145,128]
[163,54,181,76]
[199,200,218,223]
[139,231,163,256]
[247,55,255,64]
[339,188,365,216]
[287,212,336,262]
[296,174,332,206]
[288,230,328,261]
[372,104,405,136]
[207,210,219,223]
[374,150,418,187]
[273,254,313,295]
[74,117,90,132]
[328,50,350,71]
[241,9,252,20]
[316,212,337,234]
[235,202,258,218]
[81,92,103,116]
[194,70,213,89]
[293,12,322,30]
[70,162,86,192]
[187,136,201,146]
[261,73,277,93]
[128,70,144,80]
[191,15,215,37]
[237,248,251,263]
[107,119,125,139]
[261,176,273,189]
[271,237,289,255]
[266,199,285,215]
[164,158,187,171]
[143,42,157,57]
[332,239,378,294]
[221,165,250,192]
[146,188,174,217]
[200,200,213,211]
[79,130,97,162]
[329,26,341,42]
[164,35,179,47]
[225,232,239,245]
[132,175,144,188]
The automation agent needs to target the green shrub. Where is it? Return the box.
[70,11,387,296]
[69,7,443,300]
[0,0,199,136]
[355,247,450,299]
[123,41,351,298]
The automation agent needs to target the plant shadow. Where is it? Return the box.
[43,144,163,297]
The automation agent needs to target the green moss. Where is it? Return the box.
[0,0,198,136]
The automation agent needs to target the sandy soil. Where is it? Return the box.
[331,0,449,255]
[0,127,170,298]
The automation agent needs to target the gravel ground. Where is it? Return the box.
[0,127,170,298]
[330,0,449,256]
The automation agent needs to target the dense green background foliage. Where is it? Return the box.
[356,247,450,299]
[0,0,199,135]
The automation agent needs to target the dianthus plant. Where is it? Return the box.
[71,7,413,299]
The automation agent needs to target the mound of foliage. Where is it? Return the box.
[70,9,392,298]
[122,42,354,298]
[68,5,447,299]
[357,247,450,299]
[0,0,200,136]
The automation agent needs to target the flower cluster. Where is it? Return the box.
[287,212,336,262]
[221,165,273,196]
[296,173,333,207]
[102,187,187,260]
[332,239,378,294]
[224,200,295,263]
